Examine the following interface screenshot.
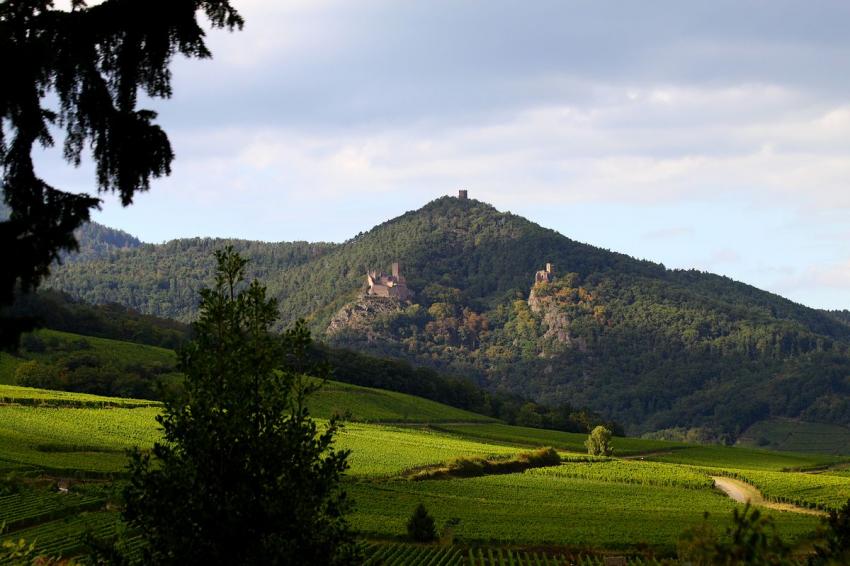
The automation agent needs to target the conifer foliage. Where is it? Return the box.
[0,0,242,346]
[123,248,361,565]
[407,504,438,543]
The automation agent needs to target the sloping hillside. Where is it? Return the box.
[42,196,850,435]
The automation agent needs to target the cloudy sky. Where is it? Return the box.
[37,0,850,310]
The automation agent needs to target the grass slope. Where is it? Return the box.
[307,380,495,424]
[738,419,850,455]
[0,328,178,386]
[2,329,494,424]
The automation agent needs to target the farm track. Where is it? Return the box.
[711,476,826,516]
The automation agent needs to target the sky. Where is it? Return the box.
[35,0,850,310]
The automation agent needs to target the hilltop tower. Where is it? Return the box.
[458,189,468,200]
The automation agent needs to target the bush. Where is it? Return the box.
[518,447,561,466]
[407,504,437,542]
[409,447,560,480]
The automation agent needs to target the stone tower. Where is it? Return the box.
[535,263,555,284]
[458,189,468,200]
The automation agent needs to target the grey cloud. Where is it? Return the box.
[146,0,850,134]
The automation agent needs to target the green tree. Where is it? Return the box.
[585,425,613,456]
[515,402,544,428]
[0,0,242,347]
[123,248,361,565]
[406,503,437,543]
[678,504,791,565]
[811,499,850,565]
[14,360,61,389]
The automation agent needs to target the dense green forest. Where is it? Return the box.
[40,196,850,436]
[4,291,610,433]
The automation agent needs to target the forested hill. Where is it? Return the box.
[1,200,142,261]
[43,196,850,436]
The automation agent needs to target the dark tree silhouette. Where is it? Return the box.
[124,248,361,565]
[0,0,242,346]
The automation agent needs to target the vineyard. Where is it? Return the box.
[432,424,681,456]
[340,424,518,477]
[364,544,666,565]
[1,382,849,560]
[306,379,496,424]
[527,460,714,490]
[0,385,156,409]
[711,467,850,511]
[643,444,843,471]
[346,473,818,548]
[738,419,850,455]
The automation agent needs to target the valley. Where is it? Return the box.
[1,340,848,562]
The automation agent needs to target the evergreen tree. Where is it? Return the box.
[123,248,361,565]
[406,504,437,543]
[0,0,242,347]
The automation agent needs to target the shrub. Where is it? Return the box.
[407,504,437,542]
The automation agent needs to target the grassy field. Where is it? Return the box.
[738,419,850,456]
[1,385,849,560]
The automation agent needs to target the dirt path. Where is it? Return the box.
[711,476,825,516]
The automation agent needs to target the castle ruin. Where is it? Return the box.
[535,263,555,284]
[367,262,412,301]
[458,189,468,200]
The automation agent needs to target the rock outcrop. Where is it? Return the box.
[326,294,407,340]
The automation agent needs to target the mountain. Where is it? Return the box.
[42,195,850,436]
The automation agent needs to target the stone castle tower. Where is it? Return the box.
[535,263,555,284]
[366,262,412,301]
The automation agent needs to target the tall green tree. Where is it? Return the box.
[585,425,613,456]
[0,0,242,347]
[124,248,361,565]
